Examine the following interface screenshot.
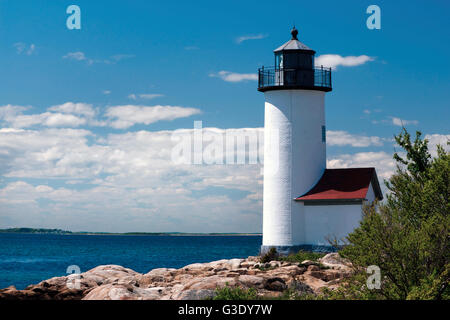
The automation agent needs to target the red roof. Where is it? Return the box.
[295,168,383,201]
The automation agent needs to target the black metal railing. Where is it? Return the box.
[258,66,332,91]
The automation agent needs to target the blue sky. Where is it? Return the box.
[0,0,449,232]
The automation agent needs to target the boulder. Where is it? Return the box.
[183,263,213,272]
[240,261,256,268]
[228,259,244,270]
[83,284,134,300]
[318,253,352,269]
[264,278,287,291]
[184,275,236,290]
[301,260,319,267]
[174,289,216,300]
[238,275,265,289]
[307,265,320,272]
[278,265,306,276]
[140,268,176,286]
[208,259,231,269]
[269,261,281,268]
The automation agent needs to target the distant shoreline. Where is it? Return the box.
[0,228,261,237]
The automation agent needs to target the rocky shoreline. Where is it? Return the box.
[0,253,352,300]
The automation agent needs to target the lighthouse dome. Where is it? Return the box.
[274,27,315,53]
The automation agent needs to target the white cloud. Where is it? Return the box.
[425,134,450,157]
[13,43,26,54]
[327,130,384,147]
[102,90,111,95]
[327,151,396,185]
[63,52,134,65]
[13,43,36,55]
[391,117,419,126]
[0,104,89,128]
[0,105,29,118]
[0,103,102,128]
[105,105,201,129]
[210,71,258,82]
[42,113,87,127]
[128,93,164,100]
[63,51,87,61]
[0,127,262,232]
[0,128,25,133]
[48,102,96,118]
[315,54,374,69]
[236,34,267,44]
[27,44,36,55]
[1,103,201,130]
[138,94,164,100]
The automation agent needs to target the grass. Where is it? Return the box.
[260,248,326,264]
[212,286,259,300]
[279,250,325,263]
[211,285,322,300]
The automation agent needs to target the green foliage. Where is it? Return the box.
[406,263,450,300]
[315,272,386,300]
[213,286,259,300]
[256,265,276,272]
[262,287,318,300]
[261,248,324,264]
[279,250,325,263]
[338,129,449,300]
[393,129,431,177]
[260,247,279,263]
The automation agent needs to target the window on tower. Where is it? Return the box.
[275,53,283,69]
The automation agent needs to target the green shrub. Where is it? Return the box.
[260,247,278,263]
[336,129,449,300]
[280,250,325,263]
[213,286,259,300]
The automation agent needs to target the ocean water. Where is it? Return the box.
[0,233,262,290]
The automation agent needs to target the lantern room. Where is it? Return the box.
[258,27,332,92]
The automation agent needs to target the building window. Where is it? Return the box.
[322,125,326,143]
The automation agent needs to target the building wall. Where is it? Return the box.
[300,203,363,245]
[365,182,376,203]
[262,89,326,246]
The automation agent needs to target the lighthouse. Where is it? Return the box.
[259,28,382,254]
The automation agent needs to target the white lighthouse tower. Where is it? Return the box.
[259,27,382,254]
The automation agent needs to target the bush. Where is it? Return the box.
[280,250,325,263]
[213,286,259,300]
[261,248,324,264]
[337,129,449,300]
[260,247,278,263]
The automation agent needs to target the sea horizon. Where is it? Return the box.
[0,227,261,236]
